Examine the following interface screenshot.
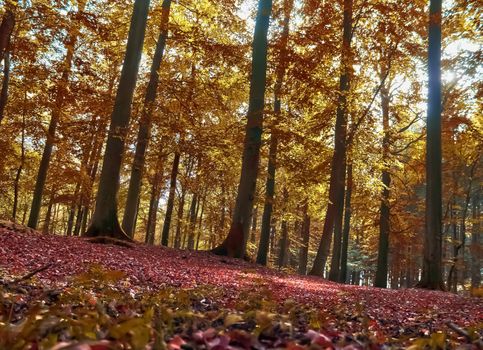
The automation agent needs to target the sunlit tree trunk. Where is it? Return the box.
[310,0,352,276]
[418,0,444,290]
[375,83,391,288]
[340,161,353,282]
[0,50,10,123]
[161,152,180,245]
[122,0,171,237]
[256,0,292,264]
[211,0,272,258]
[85,0,150,239]
[28,2,85,229]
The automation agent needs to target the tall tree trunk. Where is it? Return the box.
[145,149,166,244]
[0,2,15,64]
[187,192,198,250]
[161,152,180,245]
[212,0,273,259]
[374,82,391,288]
[418,0,443,290]
[28,1,86,229]
[42,192,55,234]
[277,189,289,268]
[470,186,481,289]
[85,0,150,239]
[195,196,205,250]
[340,161,353,282]
[0,50,10,123]
[250,206,258,243]
[310,0,352,276]
[12,111,25,221]
[122,0,172,236]
[298,200,310,275]
[174,190,186,249]
[256,0,292,264]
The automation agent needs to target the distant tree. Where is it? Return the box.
[418,0,444,290]
[212,0,273,258]
[85,0,150,239]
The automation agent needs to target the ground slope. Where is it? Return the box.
[0,223,481,349]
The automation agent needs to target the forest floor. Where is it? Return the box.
[0,222,481,350]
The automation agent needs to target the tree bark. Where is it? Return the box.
[0,50,10,123]
[256,0,292,264]
[174,190,186,249]
[277,189,289,268]
[470,186,481,289]
[122,0,172,237]
[298,200,310,275]
[418,0,444,290]
[12,108,25,221]
[187,192,198,250]
[211,0,273,258]
[375,82,391,288]
[85,0,150,239]
[339,161,353,282]
[161,152,180,245]
[310,0,352,277]
[0,2,15,64]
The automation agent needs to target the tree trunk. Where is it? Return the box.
[0,50,10,123]
[85,0,150,239]
[310,0,352,277]
[187,192,198,249]
[12,111,25,221]
[28,1,85,229]
[277,189,289,268]
[340,161,353,283]
[212,0,273,259]
[0,2,15,64]
[174,190,186,249]
[195,196,205,250]
[122,0,172,236]
[375,82,391,288]
[470,187,481,289]
[161,152,180,245]
[250,206,258,243]
[42,192,55,234]
[256,0,292,264]
[298,200,310,275]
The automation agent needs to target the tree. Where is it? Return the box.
[211,0,273,258]
[310,0,353,277]
[0,0,15,64]
[85,0,150,239]
[257,0,293,265]
[417,0,444,290]
[122,0,172,237]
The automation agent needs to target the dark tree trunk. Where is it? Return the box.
[277,189,289,268]
[42,192,55,234]
[329,160,347,281]
[470,187,481,289]
[85,0,150,239]
[122,0,172,237]
[256,0,292,264]
[212,0,273,259]
[28,2,85,229]
[195,196,205,250]
[0,50,10,123]
[250,206,258,243]
[298,200,310,275]
[174,190,186,249]
[161,152,181,245]
[340,161,353,282]
[310,0,352,276]
[418,0,444,290]
[187,192,198,250]
[375,83,391,288]
[0,3,15,64]
[12,112,25,221]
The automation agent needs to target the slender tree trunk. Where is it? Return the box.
[212,0,273,258]
[174,190,186,249]
[145,181,160,244]
[375,83,391,288]
[250,206,258,243]
[28,2,85,229]
[256,0,292,264]
[187,192,198,249]
[195,196,205,250]
[42,192,55,234]
[0,50,10,123]
[85,0,150,239]
[340,161,353,282]
[298,200,310,275]
[277,189,289,268]
[310,0,352,276]
[122,0,172,236]
[161,152,180,245]
[12,112,25,221]
[418,0,444,290]
[470,186,481,289]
